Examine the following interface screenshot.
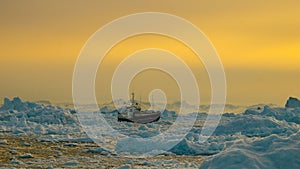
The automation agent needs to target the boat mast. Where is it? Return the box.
[139,96,142,106]
[151,95,154,110]
[131,92,135,105]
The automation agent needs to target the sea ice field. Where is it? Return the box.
[0,97,299,168]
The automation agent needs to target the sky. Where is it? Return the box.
[0,0,299,106]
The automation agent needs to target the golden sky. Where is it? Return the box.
[0,0,300,105]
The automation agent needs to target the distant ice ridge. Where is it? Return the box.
[0,97,300,168]
[102,99,252,114]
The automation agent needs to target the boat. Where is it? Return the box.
[118,92,161,123]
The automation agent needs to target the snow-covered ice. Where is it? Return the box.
[0,97,300,168]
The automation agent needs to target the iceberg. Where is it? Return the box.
[285,97,300,108]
